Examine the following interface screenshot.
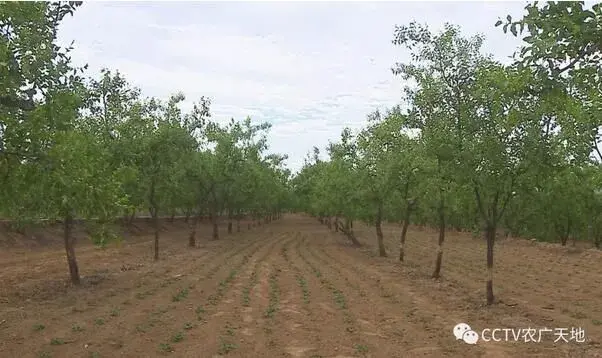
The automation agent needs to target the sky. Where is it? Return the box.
[56,1,529,173]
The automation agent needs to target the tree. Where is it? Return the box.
[392,22,487,278]
[137,96,197,260]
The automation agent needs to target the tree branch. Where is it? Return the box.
[556,45,589,74]
[473,180,487,221]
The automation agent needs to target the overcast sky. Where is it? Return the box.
[56,1,529,172]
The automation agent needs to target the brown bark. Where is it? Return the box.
[432,194,445,278]
[339,218,361,247]
[153,212,160,261]
[486,222,496,305]
[376,205,387,257]
[399,199,415,262]
[63,212,80,285]
[128,209,136,225]
[188,213,200,247]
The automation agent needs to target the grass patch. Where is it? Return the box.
[172,287,189,302]
[333,289,347,309]
[264,268,280,318]
[296,274,310,304]
[217,337,238,355]
[159,342,174,353]
[355,343,369,354]
[50,338,64,346]
[171,331,184,343]
[33,323,45,331]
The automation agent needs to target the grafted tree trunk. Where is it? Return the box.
[485,222,496,305]
[559,217,571,246]
[210,211,219,240]
[432,194,446,278]
[152,210,160,260]
[63,211,80,285]
[128,208,136,225]
[149,180,161,261]
[188,212,200,247]
[376,204,387,257]
[399,199,415,262]
[338,218,361,247]
[227,210,233,234]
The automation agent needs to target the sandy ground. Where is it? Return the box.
[0,215,600,358]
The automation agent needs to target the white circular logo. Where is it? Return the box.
[453,322,479,344]
[453,323,471,340]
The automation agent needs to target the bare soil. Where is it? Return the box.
[0,215,600,358]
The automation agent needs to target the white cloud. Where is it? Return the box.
[56,1,527,173]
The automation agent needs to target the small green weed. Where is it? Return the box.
[172,288,189,302]
[159,342,174,353]
[50,338,64,346]
[171,331,184,343]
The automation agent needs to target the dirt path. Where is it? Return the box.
[0,215,600,357]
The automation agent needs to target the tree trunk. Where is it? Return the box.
[432,194,445,278]
[153,211,160,261]
[334,217,339,232]
[128,209,136,225]
[63,212,80,285]
[341,218,361,247]
[227,210,233,234]
[376,205,387,257]
[485,222,496,305]
[188,213,200,247]
[559,217,571,246]
[211,211,219,240]
[170,211,175,223]
[399,200,415,262]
